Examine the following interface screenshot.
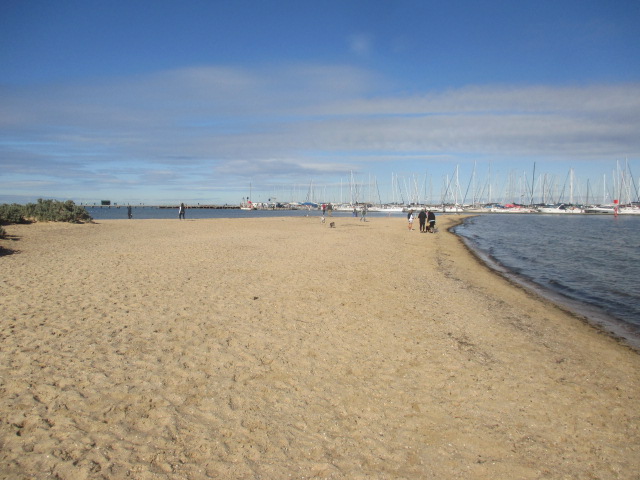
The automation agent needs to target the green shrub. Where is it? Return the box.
[0,203,27,225]
[1,199,93,224]
[22,199,92,223]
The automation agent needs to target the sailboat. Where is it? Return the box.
[538,203,583,214]
[618,205,640,215]
[240,183,255,210]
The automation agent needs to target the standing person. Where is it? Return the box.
[407,210,414,230]
[127,205,132,219]
[361,204,368,222]
[328,203,333,216]
[322,204,326,216]
[427,210,436,232]
[179,203,186,220]
[418,209,426,232]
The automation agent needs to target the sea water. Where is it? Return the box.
[84,206,365,220]
[453,214,640,349]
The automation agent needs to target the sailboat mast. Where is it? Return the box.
[569,168,574,205]
[488,163,492,205]
[530,162,536,206]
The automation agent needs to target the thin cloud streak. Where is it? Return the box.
[348,33,374,56]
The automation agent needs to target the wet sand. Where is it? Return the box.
[1,216,638,479]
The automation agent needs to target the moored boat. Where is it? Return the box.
[584,205,615,214]
[538,204,584,214]
[618,205,640,215]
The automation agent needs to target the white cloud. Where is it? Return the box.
[1,64,638,203]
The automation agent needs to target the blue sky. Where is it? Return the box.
[1,0,639,205]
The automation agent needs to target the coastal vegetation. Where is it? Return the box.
[1,199,92,254]
[0,199,92,226]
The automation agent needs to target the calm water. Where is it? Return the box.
[453,214,640,348]
[84,206,397,220]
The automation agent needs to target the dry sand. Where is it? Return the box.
[1,215,638,479]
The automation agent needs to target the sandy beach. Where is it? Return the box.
[1,215,638,479]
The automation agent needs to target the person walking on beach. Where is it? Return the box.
[407,210,414,230]
[127,205,132,219]
[179,203,186,220]
[360,204,368,222]
[418,209,426,232]
[427,210,436,232]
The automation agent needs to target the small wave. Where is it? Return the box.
[546,278,579,295]
[454,214,640,349]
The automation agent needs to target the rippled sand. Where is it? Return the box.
[1,216,638,479]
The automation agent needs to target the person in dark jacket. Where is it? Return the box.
[427,210,436,232]
[418,209,427,232]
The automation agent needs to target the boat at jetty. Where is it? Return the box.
[619,205,640,215]
[367,205,405,213]
[486,204,537,213]
[240,200,255,210]
[538,204,584,214]
[584,205,615,214]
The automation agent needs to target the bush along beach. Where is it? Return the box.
[1,199,92,255]
[0,199,92,225]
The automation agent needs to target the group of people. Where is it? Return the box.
[407,209,436,232]
[321,203,333,216]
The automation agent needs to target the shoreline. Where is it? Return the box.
[450,216,640,353]
[1,216,639,478]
